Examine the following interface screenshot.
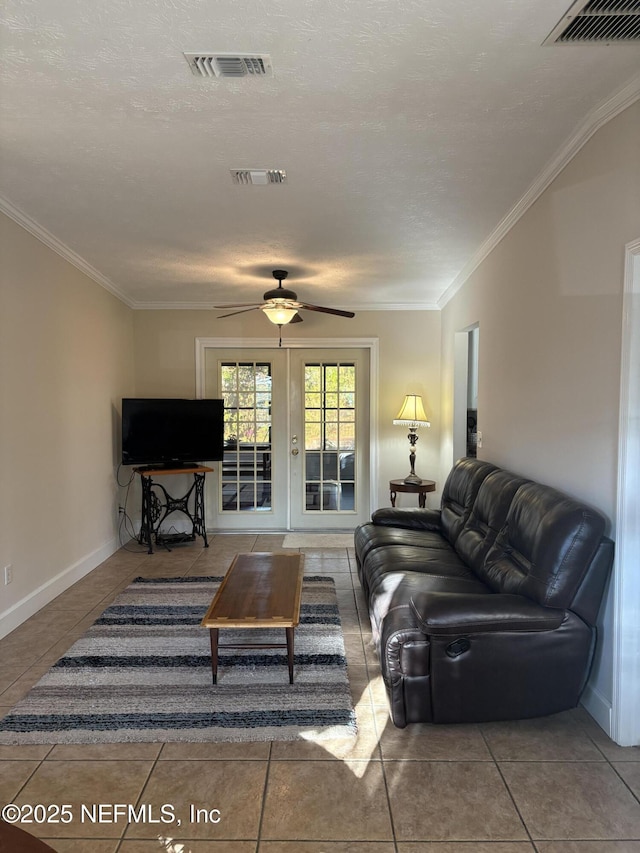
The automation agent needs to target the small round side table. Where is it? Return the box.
[389,478,436,509]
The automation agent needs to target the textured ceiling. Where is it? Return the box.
[1,0,639,311]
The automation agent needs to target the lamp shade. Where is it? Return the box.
[262,304,298,325]
[393,394,430,427]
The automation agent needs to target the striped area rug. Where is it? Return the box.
[0,576,357,744]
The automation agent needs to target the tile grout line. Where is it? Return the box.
[113,742,165,852]
[3,744,55,816]
[609,760,640,807]
[577,712,640,806]
[254,740,274,851]
[377,733,401,853]
[479,725,537,849]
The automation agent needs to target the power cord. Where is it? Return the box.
[116,464,147,553]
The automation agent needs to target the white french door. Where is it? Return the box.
[202,344,371,531]
[204,348,288,529]
[288,349,369,529]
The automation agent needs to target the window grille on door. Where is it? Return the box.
[304,362,356,512]
[220,362,272,512]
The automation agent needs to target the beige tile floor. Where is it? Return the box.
[1,533,640,853]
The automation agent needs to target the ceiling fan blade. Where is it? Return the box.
[217,307,261,318]
[298,302,355,318]
[213,303,261,309]
[216,272,352,324]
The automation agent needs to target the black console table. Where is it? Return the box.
[134,465,213,554]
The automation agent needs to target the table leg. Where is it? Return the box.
[419,492,426,508]
[390,488,397,507]
[209,628,219,684]
[286,627,295,684]
[140,475,155,554]
[194,472,209,548]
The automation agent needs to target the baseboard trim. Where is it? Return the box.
[580,681,613,738]
[0,537,120,640]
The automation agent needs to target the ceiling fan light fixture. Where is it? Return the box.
[262,303,298,325]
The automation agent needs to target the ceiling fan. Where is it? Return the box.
[215,269,355,329]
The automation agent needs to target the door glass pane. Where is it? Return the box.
[303,361,356,513]
[220,362,272,512]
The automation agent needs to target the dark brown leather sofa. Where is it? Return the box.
[354,458,614,727]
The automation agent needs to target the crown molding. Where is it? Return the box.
[132,300,440,311]
[3,69,637,316]
[438,73,640,310]
[0,193,136,308]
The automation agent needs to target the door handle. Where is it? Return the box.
[291,448,299,456]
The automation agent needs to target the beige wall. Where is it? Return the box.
[440,100,640,722]
[0,213,134,636]
[441,101,639,522]
[133,308,442,510]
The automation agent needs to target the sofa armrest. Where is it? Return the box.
[371,507,442,531]
[410,591,565,635]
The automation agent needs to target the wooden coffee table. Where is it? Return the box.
[201,552,304,684]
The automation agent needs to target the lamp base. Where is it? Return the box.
[403,473,422,485]
[404,437,421,484]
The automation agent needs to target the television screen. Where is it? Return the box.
[121,398,225,467]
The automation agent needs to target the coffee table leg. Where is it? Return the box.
[286,627,295,684]
[209,628,219,684]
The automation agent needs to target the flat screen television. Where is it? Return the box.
[121,398,225,467]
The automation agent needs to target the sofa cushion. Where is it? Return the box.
[356,458,497,569]
[454,468,530,572]
[364,543,476,592]
[479,482,607,609]
[355,523,453,572]
[438,458,498,544]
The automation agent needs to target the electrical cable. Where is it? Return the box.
[116,464,147,553]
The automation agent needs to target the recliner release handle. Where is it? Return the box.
[446,637,471,658]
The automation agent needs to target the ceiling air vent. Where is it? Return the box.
[544,0,640,43]
[230,170,287,185]
[184,53,273,78]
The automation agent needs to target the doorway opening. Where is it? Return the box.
[453,324,479,464]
